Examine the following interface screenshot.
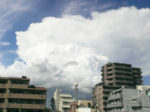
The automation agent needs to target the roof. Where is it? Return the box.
[60,93,72,97]
[0,76,30,80]
[35,87,47,90]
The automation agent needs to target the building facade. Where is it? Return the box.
[54,89,73,112]
[93,83,120,112]
[107,86,150,112]
[0,76,47,112]
[93,62,143,112]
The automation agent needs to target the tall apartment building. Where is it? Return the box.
[107,86,150,112]
[0,76,47,112]
[101,62,142,88]
[54,89,74,112]
[93,62,143,112]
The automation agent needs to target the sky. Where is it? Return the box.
[0,0,150,98]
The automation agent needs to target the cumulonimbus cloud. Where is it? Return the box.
[1,6,150,92]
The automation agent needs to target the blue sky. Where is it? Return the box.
[0,0,150,91]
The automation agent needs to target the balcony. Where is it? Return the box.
[62,105,70,108]
[9,84,28,89]
[115,70,132,74]
[102,94,109,97]
[0,93,6,98]
[131,103,141,107]
[108,94,122,100]
[8,93,46,99]
[107,71,113,74]
[103,89,113,92]
[115,80,134,85]
[107,102,122,108]
[107,80,114,84]
[107,66,113,69]
[0,84,7,88]
[7,104,45,109]
[115,75,133,79]
[107,75,113,79]
[61,99,73,103]
[0,103,4,108]
[114,65,131,69]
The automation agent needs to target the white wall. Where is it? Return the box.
[77,108,91,112]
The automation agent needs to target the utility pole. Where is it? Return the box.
[74,82,78,112]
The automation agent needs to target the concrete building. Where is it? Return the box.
[77,108,91,112]
[54,89,73,112]
[101,62,142,88]
[93,83,120,112]
[107,86,150,112]
[93,62,143,112]
[137,85,150,94]
[78,100,92,108]
[0,76,47,112]
[70,100,93,112]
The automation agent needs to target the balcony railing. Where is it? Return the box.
[8,93,46,99]
[0,103,4,108]
[9,84,28,89]
[107,102,122,108]
[115,75,133,79]
[107,71,113,74]
[61,105,70,108]
[0,84,7,88]
[115,70,132,74]
[108,94,122,100]
[7,104,45,109]
[0,93,6,98]
[107,75,113,79]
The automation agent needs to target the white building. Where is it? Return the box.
[54,89,74,112]
[107,85,150,112]
[77,108,91,112]
[137,85,150,95]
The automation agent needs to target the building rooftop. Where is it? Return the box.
[0,76,30,80]
[60,93,72,97]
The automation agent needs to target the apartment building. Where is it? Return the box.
[0,76,47,112]
[54,89,73,112]
[93,62,143,112]
[101,62,142,88]
[107,86,150,112]
[93,83,120,112]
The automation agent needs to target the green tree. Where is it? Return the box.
[51,97,55,110]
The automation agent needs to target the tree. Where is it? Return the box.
[51,97,55,110]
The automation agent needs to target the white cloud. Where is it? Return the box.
[1,6,150,92]
[62,0,115,15]
[0,42,10,46]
